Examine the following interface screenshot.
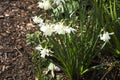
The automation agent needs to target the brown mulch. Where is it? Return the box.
[0,0,40,79]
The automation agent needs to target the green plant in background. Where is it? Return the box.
[92,0,120,56]
[89,0,120,79]
[106,0,120,55]
[27,0,120,80]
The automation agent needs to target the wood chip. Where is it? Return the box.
[0,45,3,49]
[0,15,4,19]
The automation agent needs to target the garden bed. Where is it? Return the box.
[0,0,120,80]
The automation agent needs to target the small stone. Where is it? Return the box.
[1,33,7,36]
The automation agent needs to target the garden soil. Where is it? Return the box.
[0,0,40,79]
[0,0,120,80]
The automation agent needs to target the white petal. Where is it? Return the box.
[35,45,43,51]
[38,2,44,8]
[54,23,65,34]
[40,24,54,36]
[65,27,76,34]
[48,63,55,70]
[100,32,114,42]
[32,16,43,24]
[109,32,114,35]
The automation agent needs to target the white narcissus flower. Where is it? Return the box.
[35,45,53,58]
[48,63,56,71]
[54,0,65,5]
[48,63,56,78]
[54,23,66,34]
[40,48,50,58]
[40,24,54,36]
[35,45,43,51]
[38,1,52,10]
[46,63,61,77]
[100,32,114,42]
[37,2,44,9]
[32,16,43,24]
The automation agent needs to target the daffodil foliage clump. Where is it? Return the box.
[27,0,120,80]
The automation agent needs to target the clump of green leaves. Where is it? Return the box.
[27,0,120,80]
[26,31,41,45]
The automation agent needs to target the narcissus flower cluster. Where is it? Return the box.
[32,16,76,36]
[40,22,76,36]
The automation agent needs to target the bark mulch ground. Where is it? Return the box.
[0,0,40,79]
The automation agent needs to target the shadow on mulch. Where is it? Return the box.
[0,0,41,79]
